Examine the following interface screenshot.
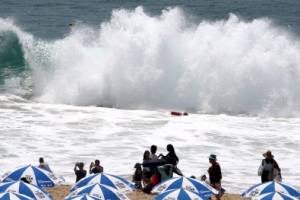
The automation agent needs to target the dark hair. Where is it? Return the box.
[167,144,175,153]
[39,157,44,163]
[134,163,141,168]
[143,150,150,160]
[95,160,100,164]
[190,175,196,179]
[150,145,157,154]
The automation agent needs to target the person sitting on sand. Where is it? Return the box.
[208,154,222,200]
[74,162,87,182]
[39,157,52,172]
[200,174,210,185]
[89,159,103,174]
[132,163,143,189]
[260,150,282,182]
[157,164,173,182]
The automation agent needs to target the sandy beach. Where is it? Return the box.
[44,185,244,200]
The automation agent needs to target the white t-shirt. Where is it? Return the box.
[150,153,158,159]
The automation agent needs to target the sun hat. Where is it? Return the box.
[262,150,274,159]
[209,154,217,160]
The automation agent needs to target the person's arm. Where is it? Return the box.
[95,166,103,173]
[273,160,282,178]
[74,164,78,174]
[214,164,222,180]
[158,154,164,159]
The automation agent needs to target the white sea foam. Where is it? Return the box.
[2,7,300,116]
[0,95,300,193]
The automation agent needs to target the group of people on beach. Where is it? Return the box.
[131,146,282,200]
[132,144,224,200]
[73,159,104,182]
[32,149,282,200]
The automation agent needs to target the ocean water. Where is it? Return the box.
[1,0,300,195]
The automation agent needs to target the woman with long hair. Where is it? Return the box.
[143,150,152,185]
[158,144,182,176]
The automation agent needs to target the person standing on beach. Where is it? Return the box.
[39,157,52,173]
[208,154,222,200]
[89,159,104,174]
[261,150,281,182]
[74,162,87,182]
[142,150,152,185]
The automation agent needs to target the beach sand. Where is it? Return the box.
[44,185,244,200]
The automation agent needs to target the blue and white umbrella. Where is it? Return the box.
[1,165,63,187]
[0,191,33,200]
[66,183,129,200]
[0,181,53,200]
[242,182,300,199]
[252,191,298,200]
[153,188,208,200]
[64,194,101,200]
[151,177,218,198]
[70,173,134,193]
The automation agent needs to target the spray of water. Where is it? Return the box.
[1,7,300,116]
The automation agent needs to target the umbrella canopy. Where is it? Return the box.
[1,165,63,187]
[0,191,33,200]
[64,194,102,200]
[0,181,53,200]
[242,182,300,199]
[153,188,208,200]
[66,183,129,200]
[142,159,167,167]
[70,173,134,193]
[252,191,298,200]
[151,177,218,198]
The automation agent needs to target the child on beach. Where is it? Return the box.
[132,163,143,189]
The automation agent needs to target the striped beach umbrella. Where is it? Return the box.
[1,165,62,187]
[66,183,129,200]
[153,188,208,200]
[0,191,33,200]
[242,182,300,199]
[252,191,298,200]
[64,194,101,200]
[151,177,218,198]
[70,173,134,193]
[0,181,53,200]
